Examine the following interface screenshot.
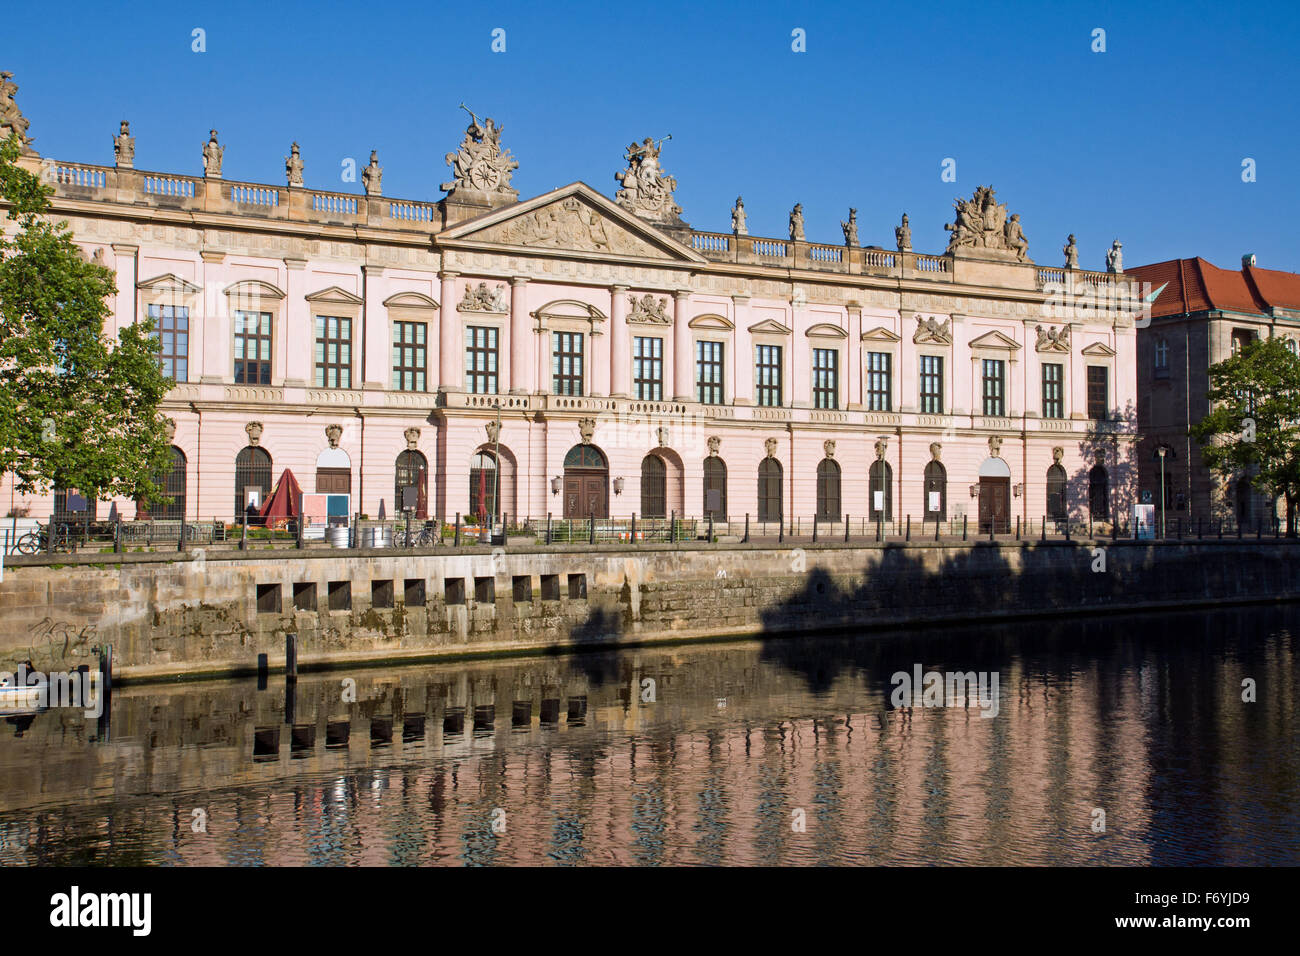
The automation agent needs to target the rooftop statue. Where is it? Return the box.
[362,150,382,196]
[442,104,519,201]
[895,213,912,252]
[285,141,303,187]
[789,203,805,241]
[1063,233,1079,269]
[202,129,224,179]
[615,135,682,223]
[113,120,134,168]
[1106,239,1124,274]
[0,72,32,149]
[943,185,1029,261]
[841,208,858,247]
[731,196,747,236]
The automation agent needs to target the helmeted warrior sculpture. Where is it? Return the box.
[442,104,519,202]
[615,135,682,224]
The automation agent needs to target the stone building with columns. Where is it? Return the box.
[1,79,1143,532]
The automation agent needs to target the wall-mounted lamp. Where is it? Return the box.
[551,476,562,495]
[612,476,625,496]
[1013,483,1023,498]
[969,484,978,498]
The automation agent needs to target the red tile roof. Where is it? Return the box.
[1127,257,1300,318]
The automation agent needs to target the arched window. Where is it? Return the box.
[1088,465,1109,519]
[703,457,727,520]
[1286,338,1298,357]
[140,446,187,520]
[869,460,892,521]
[1046,463,1067,522]
[1154,338,1169,377]
[469,450,497,525]
[758,458,782,524]
[234,446,272,524]
[640,455,666,519]
[816,458,841,520]
[924,460,947,520]
[395,450,428,519]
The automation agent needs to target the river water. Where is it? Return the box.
[0,605,1295,866]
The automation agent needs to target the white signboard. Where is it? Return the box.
[873,490,884,512]
[928,491,941,512]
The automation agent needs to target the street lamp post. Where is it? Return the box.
[492,399,502,542]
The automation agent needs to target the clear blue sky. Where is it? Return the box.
[4,0,1298,272]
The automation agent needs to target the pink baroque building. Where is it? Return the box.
[1,89,1143,532]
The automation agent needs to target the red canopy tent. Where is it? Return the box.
[260,468,303,530]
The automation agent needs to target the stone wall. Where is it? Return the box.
[1,540,1297,682]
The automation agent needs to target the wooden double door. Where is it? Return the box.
[978,477,1010,534]
[564,469,608,519]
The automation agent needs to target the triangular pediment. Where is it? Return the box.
[438,183,706,263]
[968,330,1021,350]
[748,319,792,335]
[305,285,364,306]
[138,273,201,295]
[862,325,901,342]
[1081,342,1116,356]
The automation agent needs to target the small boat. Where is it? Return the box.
[0,675,47,715]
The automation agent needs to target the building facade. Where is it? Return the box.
[1127,255,1300,527]
[1,80,1143,532]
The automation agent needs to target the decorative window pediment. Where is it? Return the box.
[137,273,202,295]
[688,313,734,331]
[223,279,286,300]
[305,285,365,306]
[862,325,901,343]
[748,319,792,336]
[533,298,607,334]
[1035,324,1072,352]
[912,315,952,345]
[968,329,1021,351]
[1081,341,1116,356]
[382,291,439,310]
[806,322,848,339]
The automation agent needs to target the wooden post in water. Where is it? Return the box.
[285,633,297,685]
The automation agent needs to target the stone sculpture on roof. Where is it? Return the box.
[943,185,1030,261]
[442,104,519,202]
[615,135,683,224]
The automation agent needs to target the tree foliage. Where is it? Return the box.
[1188,335,1300,535]
[0,132,172,506]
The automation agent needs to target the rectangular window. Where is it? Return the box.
[233,311,272,385]
[464,326,498,394]
[696,340,724,405]
[1231,329,1254,355]
[866,351,892,411]
[391,321,427,392]
[552,331,584,395]
[813,348,839,410]
[982,359,1005,417]
[1087,365,1109,420]
[755,345,783,407]
[150,304,189,383]
[1042,363,1064,419]
[919,354,943,414]
[314,316,352,389]
[633,336,663,401]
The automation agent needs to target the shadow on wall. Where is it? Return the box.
[1065,401,1140,525]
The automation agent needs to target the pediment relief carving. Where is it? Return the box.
[913,315,952,345]
[471,196,667,258]
[1035,324,1071,352]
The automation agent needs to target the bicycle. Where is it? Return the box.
[14,523,75,555]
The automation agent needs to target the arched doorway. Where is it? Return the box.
[1088,465,1109,520]
[924,460,947,521]
[563,444,608,518]
[1235,475,1252,526]
[978,457,1011,533]
[816,458,841,520]
[869,460,892,522]
[758,458,783,524]
[1046,463,1067,524]
[139,446,187,520]
[470,450,498,524]
[703,456,727,520]
[640,454,666,518]
[395,450,428,519]
[235,446,272,523]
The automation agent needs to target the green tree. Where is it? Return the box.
[0,132,172,512]
[1188,336,1300,536]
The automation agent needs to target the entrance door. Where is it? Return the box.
[317,467,351,495]
[978,477,1010,533]
[562,444,609,519]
